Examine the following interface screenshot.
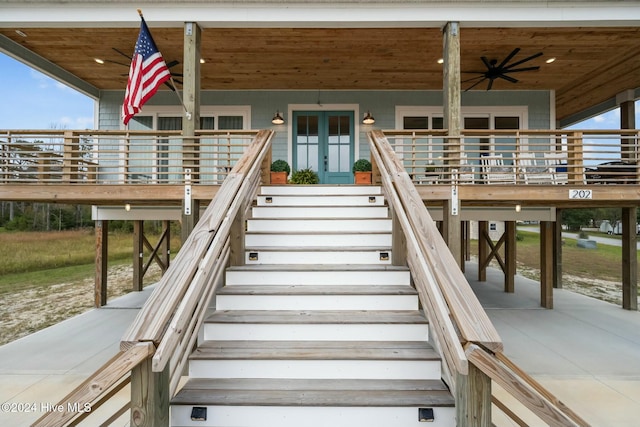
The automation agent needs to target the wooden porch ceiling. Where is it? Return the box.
[1,26,639,122]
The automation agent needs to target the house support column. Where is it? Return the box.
[477,221,488,282]
[505,221,516,293]
[181,21,202,243]
[553,208,563,288]
[133,220,144,292]
[622,207,638,310]
[540,221,554,309]
[442,21,462,267]
[619,91,636,161]
[130,356,170,427]
[94,220,108,307]
[456,364,491,426]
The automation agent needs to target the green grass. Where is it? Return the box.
[0,229,181,295]
[515,230,632,282]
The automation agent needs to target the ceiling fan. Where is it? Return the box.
[106,47,183,90]
[462,48,543,91]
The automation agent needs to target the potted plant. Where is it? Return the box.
[352,158,372,184]
[289,168,319,184]
[270,159,290,184]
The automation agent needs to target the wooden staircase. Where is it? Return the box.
[170,185,455,427]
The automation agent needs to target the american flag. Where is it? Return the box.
[122,17,171,125]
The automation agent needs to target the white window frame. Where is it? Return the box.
[122,105,251,130]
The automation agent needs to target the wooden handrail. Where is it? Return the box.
[32,129,274,427]
[369,129,502,352]
[467,344,590,427]
[369,129,591,427]
[32,342,154,427]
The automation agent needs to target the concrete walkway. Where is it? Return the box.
[1,265,639,426]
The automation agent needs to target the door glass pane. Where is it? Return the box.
[494,116,519,159]
[296,115,319,171]
[327,114,351,173]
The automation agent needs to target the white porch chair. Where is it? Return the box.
[543,152,568,184]
[457,152,475,184]
[518,152,554,184]
[480,153,517,184]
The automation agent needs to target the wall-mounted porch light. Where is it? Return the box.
[362,111,375,125]
[271,111,285,125]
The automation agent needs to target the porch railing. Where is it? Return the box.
[369,129,590,426]
[31,129,274,427]
[0,129,257,185]
[382,129,640,185]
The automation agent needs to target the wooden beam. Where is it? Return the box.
[554,208,563,289]
[622,207,638,310]
[478,221,488,282]
[442,21,462,268]
[161,220,170,274]
[505,221,516,293]
[391,205,408,267]
[181,21,202,243]
[540,221,554,309]
[130,356,170,427]
[456,363,492,427]
[94,220,108,307]
[133,220,144,292]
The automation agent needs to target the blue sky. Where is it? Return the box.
[0,52,636,130]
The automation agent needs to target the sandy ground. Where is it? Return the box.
[1,260,637,346]
[0,264,162,346]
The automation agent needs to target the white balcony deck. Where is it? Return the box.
[0,264,639,427]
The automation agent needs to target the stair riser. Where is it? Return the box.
[245,251,392,265]
[251,206,389,219]
[203,324,429,342]
[188,359,441,380]
[247,219,392,233]
[171,405,455,427]
[260,185,382,196]
[225,270,411,286]
[216,295,418,311]
[256,195,385,207]
[245,233,392,248]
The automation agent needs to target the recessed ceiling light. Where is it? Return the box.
[200,58,205,64]
[94,58,105,65]
[15,30,27,37]
[437,58,444,64]
[545,57,556,64]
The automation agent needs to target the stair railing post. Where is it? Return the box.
[130,356,170,427]
[456,364,492,426]
[391,204,407,267]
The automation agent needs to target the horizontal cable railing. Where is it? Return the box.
[382,129,640,185]
[369,129,590,427]
[31,129,274,427]
[0,129,257,185]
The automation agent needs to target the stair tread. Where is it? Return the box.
[172,378,454,407]
[226,264,409,272]
[191,340,438,360]
[217,285,416,296]
[244,246,392,251]
[206,310,428,324]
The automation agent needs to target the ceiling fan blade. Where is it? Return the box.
[166,60,180,68]
[465,77,488,91]
[461,75,486,83]
[496,47,521,70]
[487,78,494,91]
[503,52,543,69]
[170,72,184,78]
[112,47,132,60]
[502,66,540,74]
[480,56,493,69]
[104,59,130,67]
[497,74,519,83]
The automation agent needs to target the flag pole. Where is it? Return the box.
[137,9,192,120]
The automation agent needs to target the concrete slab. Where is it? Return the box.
[1,266,640,426]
